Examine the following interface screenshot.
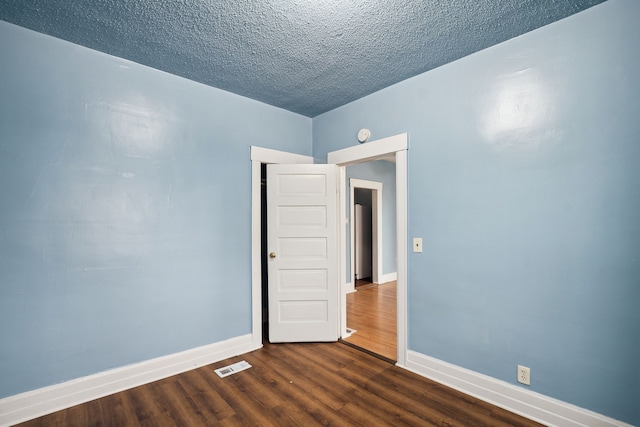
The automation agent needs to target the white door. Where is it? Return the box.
[267,164,339,342]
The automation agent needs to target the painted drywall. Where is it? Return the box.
[0,21,311,399]
[346,161,397,280]
[313,0,640,424]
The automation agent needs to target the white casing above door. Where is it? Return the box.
[267,164,339,343]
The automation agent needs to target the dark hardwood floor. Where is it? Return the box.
[17,341,543,427]
[343,280,397,361]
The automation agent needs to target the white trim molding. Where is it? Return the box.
[0,334,256,427]
[395,149,408,366]
[250,146,314,164]
[328,133,408,165]
[404,350,633,427]
[379,272,397,284]
[344,281,355,294]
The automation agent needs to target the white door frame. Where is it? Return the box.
[349,179,383,291]
[250,133,408,366]
[328,133,408,366]
[250,147,313,349]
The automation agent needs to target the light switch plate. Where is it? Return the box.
[413,238,423,253]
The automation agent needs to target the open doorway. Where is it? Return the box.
[349,178,384,288]
[354,189,373,285]
[342,168,397,361]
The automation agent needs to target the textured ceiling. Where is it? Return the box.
[1,0,605,117]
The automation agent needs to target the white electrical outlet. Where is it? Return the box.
[413,237,423,253]
[517,365,530,385]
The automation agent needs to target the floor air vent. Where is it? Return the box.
[215,360,252,378]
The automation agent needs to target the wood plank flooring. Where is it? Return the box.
[343,280,397,361]
[17,341,543,427]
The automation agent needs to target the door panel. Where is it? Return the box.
[267,164,338,343]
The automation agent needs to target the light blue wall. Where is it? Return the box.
[0,21,311,398]
[313,1,640,424]
[346,161,397,280]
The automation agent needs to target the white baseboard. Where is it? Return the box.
[0,334,259,427]
[378,272,397,284]
[344,281,355,294]
[403,350,632,427]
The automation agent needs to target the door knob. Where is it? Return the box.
[269,252,276,259]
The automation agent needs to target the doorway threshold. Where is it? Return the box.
[339,339,396,364]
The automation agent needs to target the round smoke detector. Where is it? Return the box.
[357,128,371,143]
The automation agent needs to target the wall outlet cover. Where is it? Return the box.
[517,365,530,385]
